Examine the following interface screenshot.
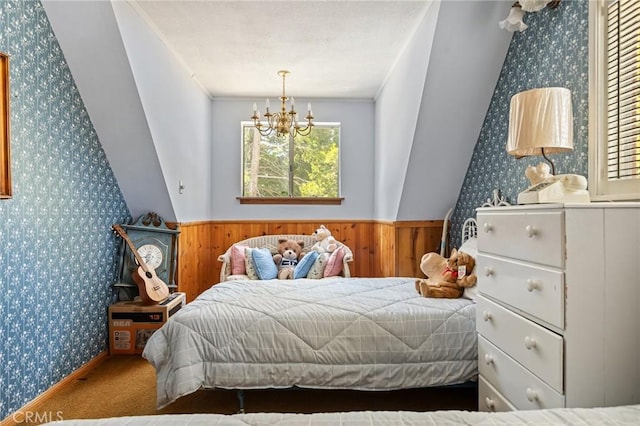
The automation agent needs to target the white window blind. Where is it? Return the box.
[606,0,640,182]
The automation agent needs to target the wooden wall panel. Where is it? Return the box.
[351,222,374,277]
[373,222,396,277]
[176,220,443,302]
[395,221,444,278]
[177,222,217,302]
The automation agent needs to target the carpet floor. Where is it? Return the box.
[24,355,478,424]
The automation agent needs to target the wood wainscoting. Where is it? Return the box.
[177,220,444,302]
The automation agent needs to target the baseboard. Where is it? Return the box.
[1,351,109,426]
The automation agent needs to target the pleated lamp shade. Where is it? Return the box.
[506,87,573,159]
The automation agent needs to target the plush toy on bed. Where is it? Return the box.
[272,238,305,279]
[415,248,477,298]
[311,224,338,254]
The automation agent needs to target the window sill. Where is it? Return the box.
[237,197,344,205]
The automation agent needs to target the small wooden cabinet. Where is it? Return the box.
[476,203,640,411]
[108,293,185,355]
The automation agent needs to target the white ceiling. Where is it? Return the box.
[129,0,432,99]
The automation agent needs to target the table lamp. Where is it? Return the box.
[506,87,590,204]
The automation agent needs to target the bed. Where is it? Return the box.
[143,228,479,410]
[43,404,640,425]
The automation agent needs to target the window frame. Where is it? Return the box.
[0,52,10,199]
[237,121,344,205]
[589,0,640,200]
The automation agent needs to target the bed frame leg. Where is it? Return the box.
[237,389,245,414]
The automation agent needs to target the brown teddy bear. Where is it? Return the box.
[415,248,477,298]
[272,238,305,279]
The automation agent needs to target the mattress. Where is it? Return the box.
[42,405,640,425]
[143,277,477,409]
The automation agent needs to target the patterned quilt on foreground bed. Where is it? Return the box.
[143,277,477,409]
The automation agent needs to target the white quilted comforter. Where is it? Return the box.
[143,277,477,408]
[43,405,640,425]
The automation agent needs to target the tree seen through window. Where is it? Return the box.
[242,123,340,198]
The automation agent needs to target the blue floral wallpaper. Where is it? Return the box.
[450,0,589,248]
[0,1,130,419]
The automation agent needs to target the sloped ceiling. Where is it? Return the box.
[397,0,512,220]
[43,0,514,223]
[128,0,433,99]
[42,0,176,221]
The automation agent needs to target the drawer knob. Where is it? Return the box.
[526,387,539,402]
[484,354,494,365]
[524,336,537,350]
[484,267,494,277]
[525,225,537,238]
[527,279,540,292]
[485,397,495,410]
[482,311,492,321]
[483,222,493,233]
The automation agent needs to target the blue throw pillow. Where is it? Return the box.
[251,247,278,280]
[294,251,319,279]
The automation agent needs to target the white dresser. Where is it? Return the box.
[476,203,640,411]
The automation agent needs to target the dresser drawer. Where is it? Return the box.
[479,336,565,410]
[477,253,564,330]
[479,375,515,412]
[477,295,563,392]
[477,211,564,268]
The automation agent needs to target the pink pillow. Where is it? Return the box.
[324,247,345,278]
[231,244,249,275]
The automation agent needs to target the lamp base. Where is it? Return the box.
[518,179,590,204]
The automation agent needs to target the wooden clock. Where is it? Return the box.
[113,212,180,301]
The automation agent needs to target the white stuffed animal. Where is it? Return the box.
[312,225,338,254]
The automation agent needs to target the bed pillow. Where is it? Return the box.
[459,237,478,301]
[294,250,319,279]
[324,246,345,277]
[243,247,260,280]
[307,253,329,279]
[231,244,249,275]
[226,274,250,281]
[251,247,278,280]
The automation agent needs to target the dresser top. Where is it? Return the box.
[477,201,640,212]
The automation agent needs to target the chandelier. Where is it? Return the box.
[251,70,314,138]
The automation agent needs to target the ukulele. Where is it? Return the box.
[112,224,170,304]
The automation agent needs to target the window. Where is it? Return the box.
[589,0,640,200]
[241,123,341,202]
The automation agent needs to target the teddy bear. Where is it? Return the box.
[414,248,477,298]
[311,225,337,254]
[272,238,305,279]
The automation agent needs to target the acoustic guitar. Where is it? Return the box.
[112,224,170,304]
